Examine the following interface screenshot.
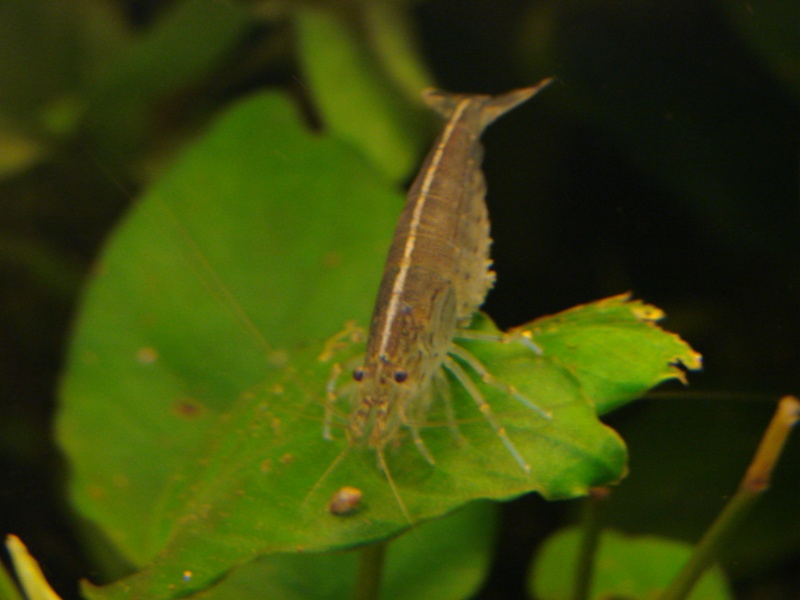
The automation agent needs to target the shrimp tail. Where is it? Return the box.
[422,78,553,131]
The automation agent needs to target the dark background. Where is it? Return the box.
[1,0,797,598]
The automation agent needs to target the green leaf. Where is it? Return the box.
[524,294,702,415]
[295,5,428,183]
[76,309,628,598]
[188,502,495,600]
[530,527,733,600]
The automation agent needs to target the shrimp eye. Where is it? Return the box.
[353,368,365,382]
[393,369,408,383]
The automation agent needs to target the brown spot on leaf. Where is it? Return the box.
[136,347,158,364]
[172,398,206,420]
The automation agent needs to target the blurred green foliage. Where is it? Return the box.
[530,527,732,600]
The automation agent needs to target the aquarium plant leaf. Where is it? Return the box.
[524,294,702,415]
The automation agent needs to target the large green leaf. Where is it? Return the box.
[76,309,631,598]
[58,87,699,598]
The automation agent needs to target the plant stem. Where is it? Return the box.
[659,395,800,600]
[572,487,610,600]
[5,535,62,600]
[354,541,388,600]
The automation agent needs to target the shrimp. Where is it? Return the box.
[330,79,553,471]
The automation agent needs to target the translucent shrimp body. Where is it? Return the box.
[345,80,552,467]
